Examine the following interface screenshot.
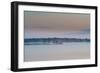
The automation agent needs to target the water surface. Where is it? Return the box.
[24,42,90,62]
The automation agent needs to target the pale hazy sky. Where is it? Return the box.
[24,11,90,38]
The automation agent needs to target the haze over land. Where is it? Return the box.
[24,11,90,39]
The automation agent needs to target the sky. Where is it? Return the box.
[24,11,90,38]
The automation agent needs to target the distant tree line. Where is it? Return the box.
[24,38,90,44]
